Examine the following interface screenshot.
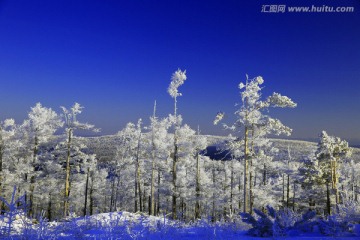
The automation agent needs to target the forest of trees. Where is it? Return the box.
[0,70,359,222]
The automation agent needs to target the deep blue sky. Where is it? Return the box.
[0,0,359,144]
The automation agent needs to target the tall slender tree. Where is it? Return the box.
[148,101,171,216]
[0,119,16,213]
[215,75,296,213]
[316,131,351,214]
[61,103,99,217]
[26,103,63,217]
[167,69,187,219]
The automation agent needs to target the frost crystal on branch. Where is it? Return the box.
[167,69,187,98]
[267,92,297,108]
[3,119,15,130]
[213,112,224,125]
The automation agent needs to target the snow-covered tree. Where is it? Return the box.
[146,101,172,216]
[111,120,145,213]
[168,69,187,118]
[60,103,99,217]
[194,128,207,219]
[0,119,16,212]
[216,75,296,213]
[24,103,62,216]
[167,69,187,219]
[315,131,351,215]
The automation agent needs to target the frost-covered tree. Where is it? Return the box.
[88,165,108,215]
[133,119,143,213]
[0,119,16,212]
[341,159,360,202]
[315,131,351,215]
[174,124,207,220]
[209,157,227,221]
[5,120,35,209]
[111,120,145,213]
[60,103,99,217]
[24,103,62,217]
[282,146,301,210]
[167,69,187,219]
[298,153,323,211]
[81,153,97,216]
[36,148,64,220]
[26,103,63,163]
[168,69,187,118]
[194,128,207,219]
[146,101,172,216]
[216,75,296,213]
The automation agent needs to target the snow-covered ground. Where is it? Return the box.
[1,211,360,239]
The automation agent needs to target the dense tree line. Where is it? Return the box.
[0,70,358,222]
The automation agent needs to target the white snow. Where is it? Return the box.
[1,211,360,239]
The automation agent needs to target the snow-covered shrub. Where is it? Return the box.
[55,216,87,239]
[18,213,36,238]
[276,208,300,229]
[125,216,151,240]
[315,199,360,237]
[318,215,352,237]
[33,215,52,240]
[292,209,317,232]
[150,213,184,239]
[240,205,317,237]
[240,206,274,237]
[92,212,127,238]
[334,199,360,224]
[0,186,27,236]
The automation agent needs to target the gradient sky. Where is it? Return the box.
[0,0,359,145]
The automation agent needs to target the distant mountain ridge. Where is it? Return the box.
[79,134,360,163]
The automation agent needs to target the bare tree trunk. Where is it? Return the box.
[172,137,178,219]
[149,101,157,216]
[157,169,161,215]
[238,172,242,211]
[249,159,253,214]
[90,177,94,215]
[29,135,38,218]
[47,194,52,221]
[263,163,267,185]
[334,159,339,204]
[83,167,90,216]
[0,132,4,215]
[292,181,296,211]
[171,97,179,220]
[135,131,142,212]
[282,174,285,206]
[150,150,156,215]
[230,161,234,215]
[64,128,72,217]
[212,161,216,222]
[286,147,291,209]
[114,176,120,211]
[355,185,358,202]
[243,126,249,213]
[326,182,331,215]
[110,178,116,212]
[286,175,290,208]
[195,151,201,219]
[142,187,146,213]
[223,161,227,219]
[134,174,138,212]
[249,126,254,214]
